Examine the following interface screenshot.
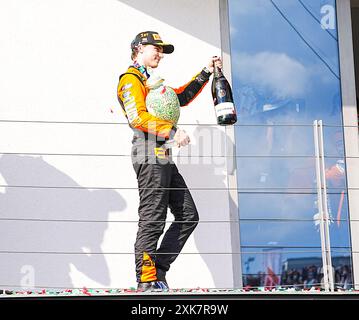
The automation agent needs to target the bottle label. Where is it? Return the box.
[214,102,235,117]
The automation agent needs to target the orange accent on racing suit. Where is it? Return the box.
[117,66,211,139]
[117,64,211,284]
[140,252,157,282]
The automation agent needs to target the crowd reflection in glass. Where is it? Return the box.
[243,261,353,290]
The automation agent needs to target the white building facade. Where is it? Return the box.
[0,0,358,291]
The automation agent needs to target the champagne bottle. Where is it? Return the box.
[211,63,237,125]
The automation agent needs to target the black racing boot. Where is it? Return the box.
[137,281,169,292]
[156,268,168,284]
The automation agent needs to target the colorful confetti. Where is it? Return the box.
[0,286,358,297]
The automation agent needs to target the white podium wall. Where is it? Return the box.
[0,0,235,289]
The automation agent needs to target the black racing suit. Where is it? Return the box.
[117,65,211,283]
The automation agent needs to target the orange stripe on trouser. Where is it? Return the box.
[140,252,157,282]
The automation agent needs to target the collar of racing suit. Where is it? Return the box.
[132,61,150,79]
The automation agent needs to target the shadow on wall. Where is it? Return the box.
[176,127,234,288]
[0,155,126,290]
[117,0,222,51]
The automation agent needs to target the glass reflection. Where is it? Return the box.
[230,0,341,126]
[241,250,353,290]
[239,221,350,248]
[237,156,316,189]
[229,0,353,290]
[236,125,315,156]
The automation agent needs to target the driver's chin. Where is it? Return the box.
[150,60,160,68]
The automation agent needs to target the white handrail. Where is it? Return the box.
[313,120,330,291]
[318,120,335,291]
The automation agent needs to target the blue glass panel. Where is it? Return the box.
[229,0,353,289]
[238,192,350,222]
[236,125,315,156]
[323,125,345,158]
[237,156,317,189]
[229,0,341,126]
[239,221,350,248]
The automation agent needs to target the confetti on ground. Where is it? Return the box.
[1,287,359,297]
